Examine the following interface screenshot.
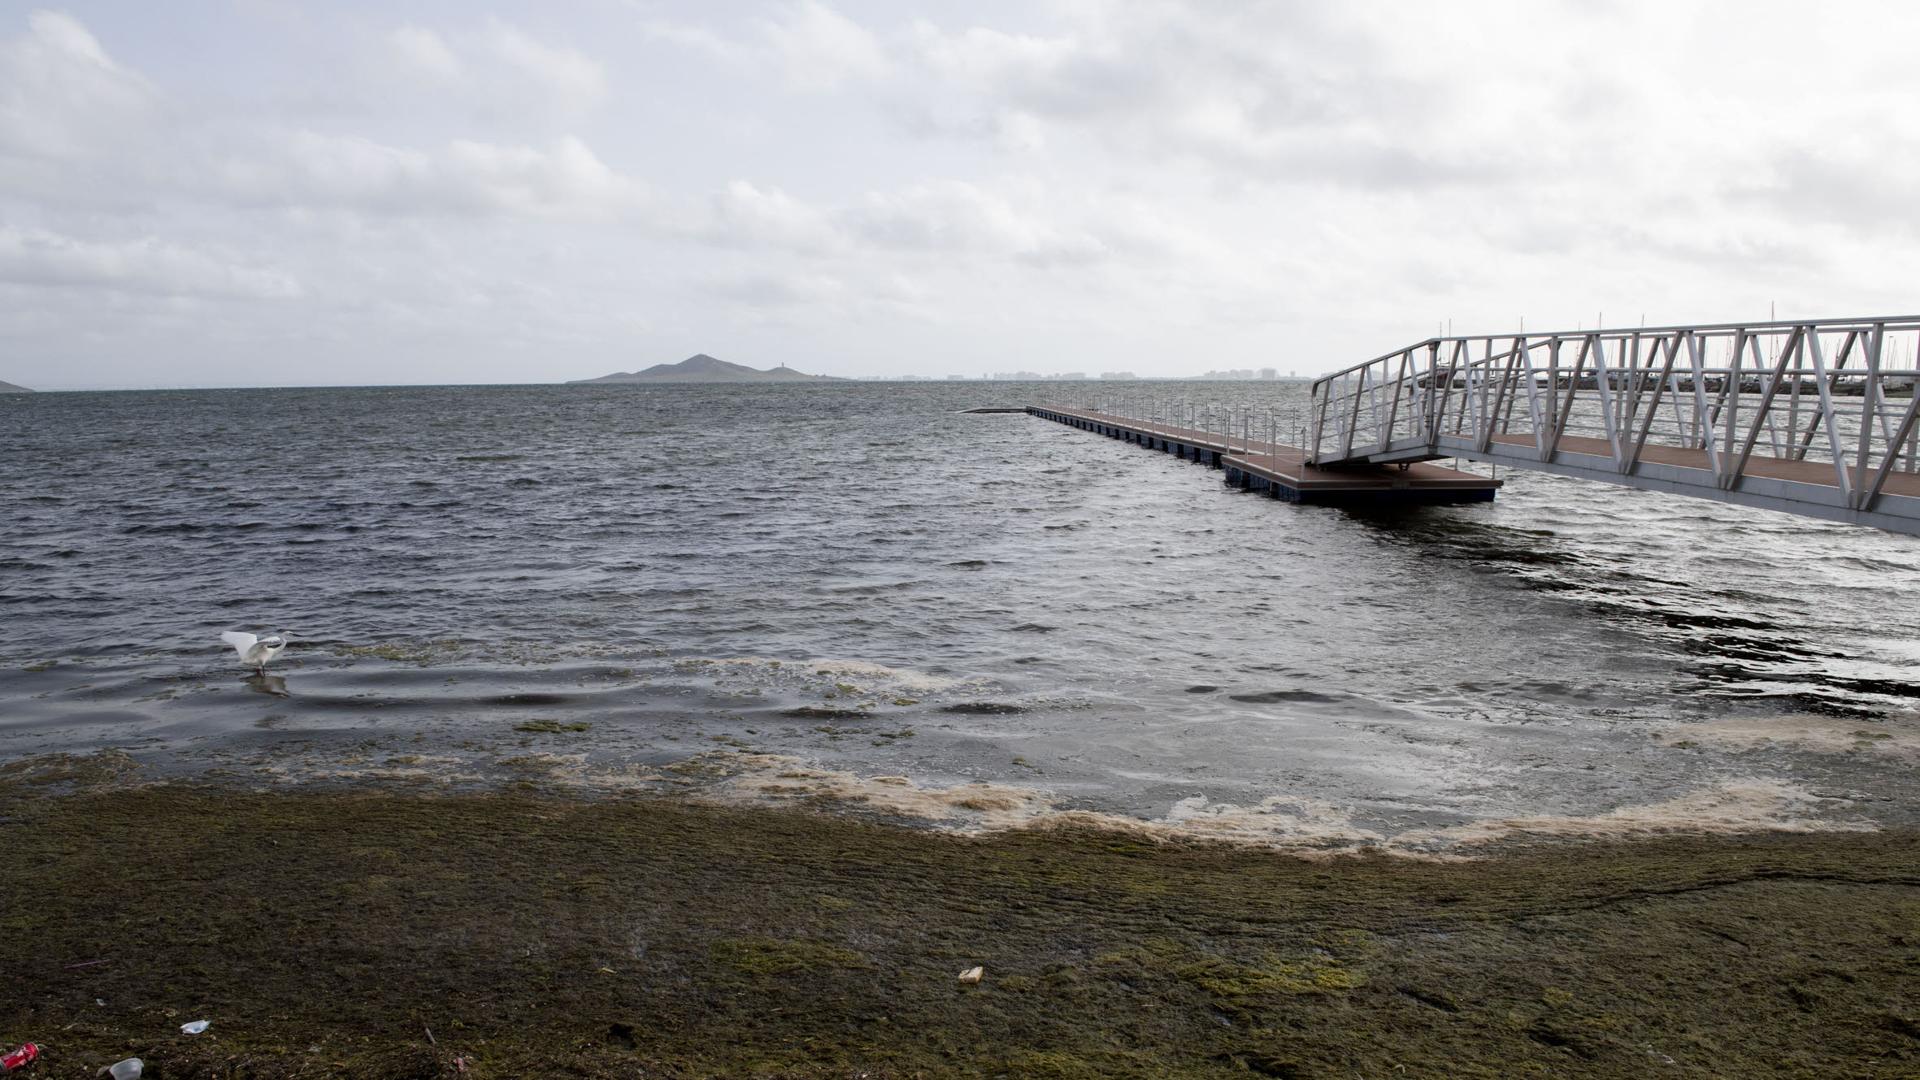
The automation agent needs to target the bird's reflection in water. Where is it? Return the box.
[244,673,290,698]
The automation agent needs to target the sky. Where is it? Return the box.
[1,1,1916,389]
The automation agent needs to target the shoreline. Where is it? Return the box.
[10,646,1916,857]
[3,755,1917,1077]
[16,736,1901,859]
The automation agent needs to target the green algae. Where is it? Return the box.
[0,749,140,789]
[712,936,871,976]
[1175,952,1364,999]
[0,758,1917,1077]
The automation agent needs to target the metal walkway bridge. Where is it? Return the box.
[1307,316,1920,535]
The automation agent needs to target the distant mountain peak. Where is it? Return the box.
[632,354,757,378]
[569,354,837,385]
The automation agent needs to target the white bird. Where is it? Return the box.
[221,630,289,674]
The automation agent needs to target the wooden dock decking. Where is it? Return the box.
[1485,433,1920,500]
[1029,406,1501,504]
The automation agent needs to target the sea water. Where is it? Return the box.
[3,382,1916,847]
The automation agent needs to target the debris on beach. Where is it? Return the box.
[0,1043,38,1072]
[105,1058,143,1079]
[180,1019,210,1034]
[957,965,985,984]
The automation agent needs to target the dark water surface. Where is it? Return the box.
[3,383,1917,844]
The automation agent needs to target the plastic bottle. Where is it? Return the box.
[181,1020,210,1035]
[108,1059,144,1080]
[0,1043,38,1072]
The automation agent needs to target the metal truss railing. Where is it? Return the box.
[1308,316,1920,513]
[1034,397,1313,456]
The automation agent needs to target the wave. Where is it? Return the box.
[691,754,1869,857]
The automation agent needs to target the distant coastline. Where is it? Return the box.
[0,379,32,393]
[571,353,839,385]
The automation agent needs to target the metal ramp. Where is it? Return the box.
[1307,316,1920,534]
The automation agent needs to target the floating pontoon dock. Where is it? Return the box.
[1027,405,1501,505]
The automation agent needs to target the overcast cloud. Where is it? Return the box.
[1,1,1914,388]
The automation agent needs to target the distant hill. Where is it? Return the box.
[570,354,838,384]
[0,380,31,393]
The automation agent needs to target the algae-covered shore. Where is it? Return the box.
[2,757,1917,1079]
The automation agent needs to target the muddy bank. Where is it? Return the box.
[0,757,1916,1078]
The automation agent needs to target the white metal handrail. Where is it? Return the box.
[1307,317,1920,513]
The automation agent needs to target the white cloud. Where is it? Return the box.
[846,180,1107,265]
[910,21,1094,108]
[645,1,888,91]
[478,18,606,111]
[0,225,302,299]
[760,1,888,89]
[902,6,1477,188]
[444,135,638,217]
[705,180,841,252]
[1741,134,1920,237]
[2,15,647,221]
[699,269,845,308]
[0,9,154,160]
[689,176,1221,276]
[380,17,607,121]
[390,25,461,81]
[214,131,647,220]
[10,3,1920,387]
[636,19,746,65]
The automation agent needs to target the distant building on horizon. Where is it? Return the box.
[1259,368,1277,380]
[1100,371,1137,380]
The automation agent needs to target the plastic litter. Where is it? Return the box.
[106,1058,144,1080]
[181,1020,210,1035]
[957,965,985,984]
[0,1043,38,1072]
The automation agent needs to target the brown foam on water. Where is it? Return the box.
[1394,779,1870,848]
[708,753,1389,851]
[1658,712,1920,759]
[711,753,1055,830]
[488,752,658,788]
[699,753,1869,856]
[216,745,1873,856]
